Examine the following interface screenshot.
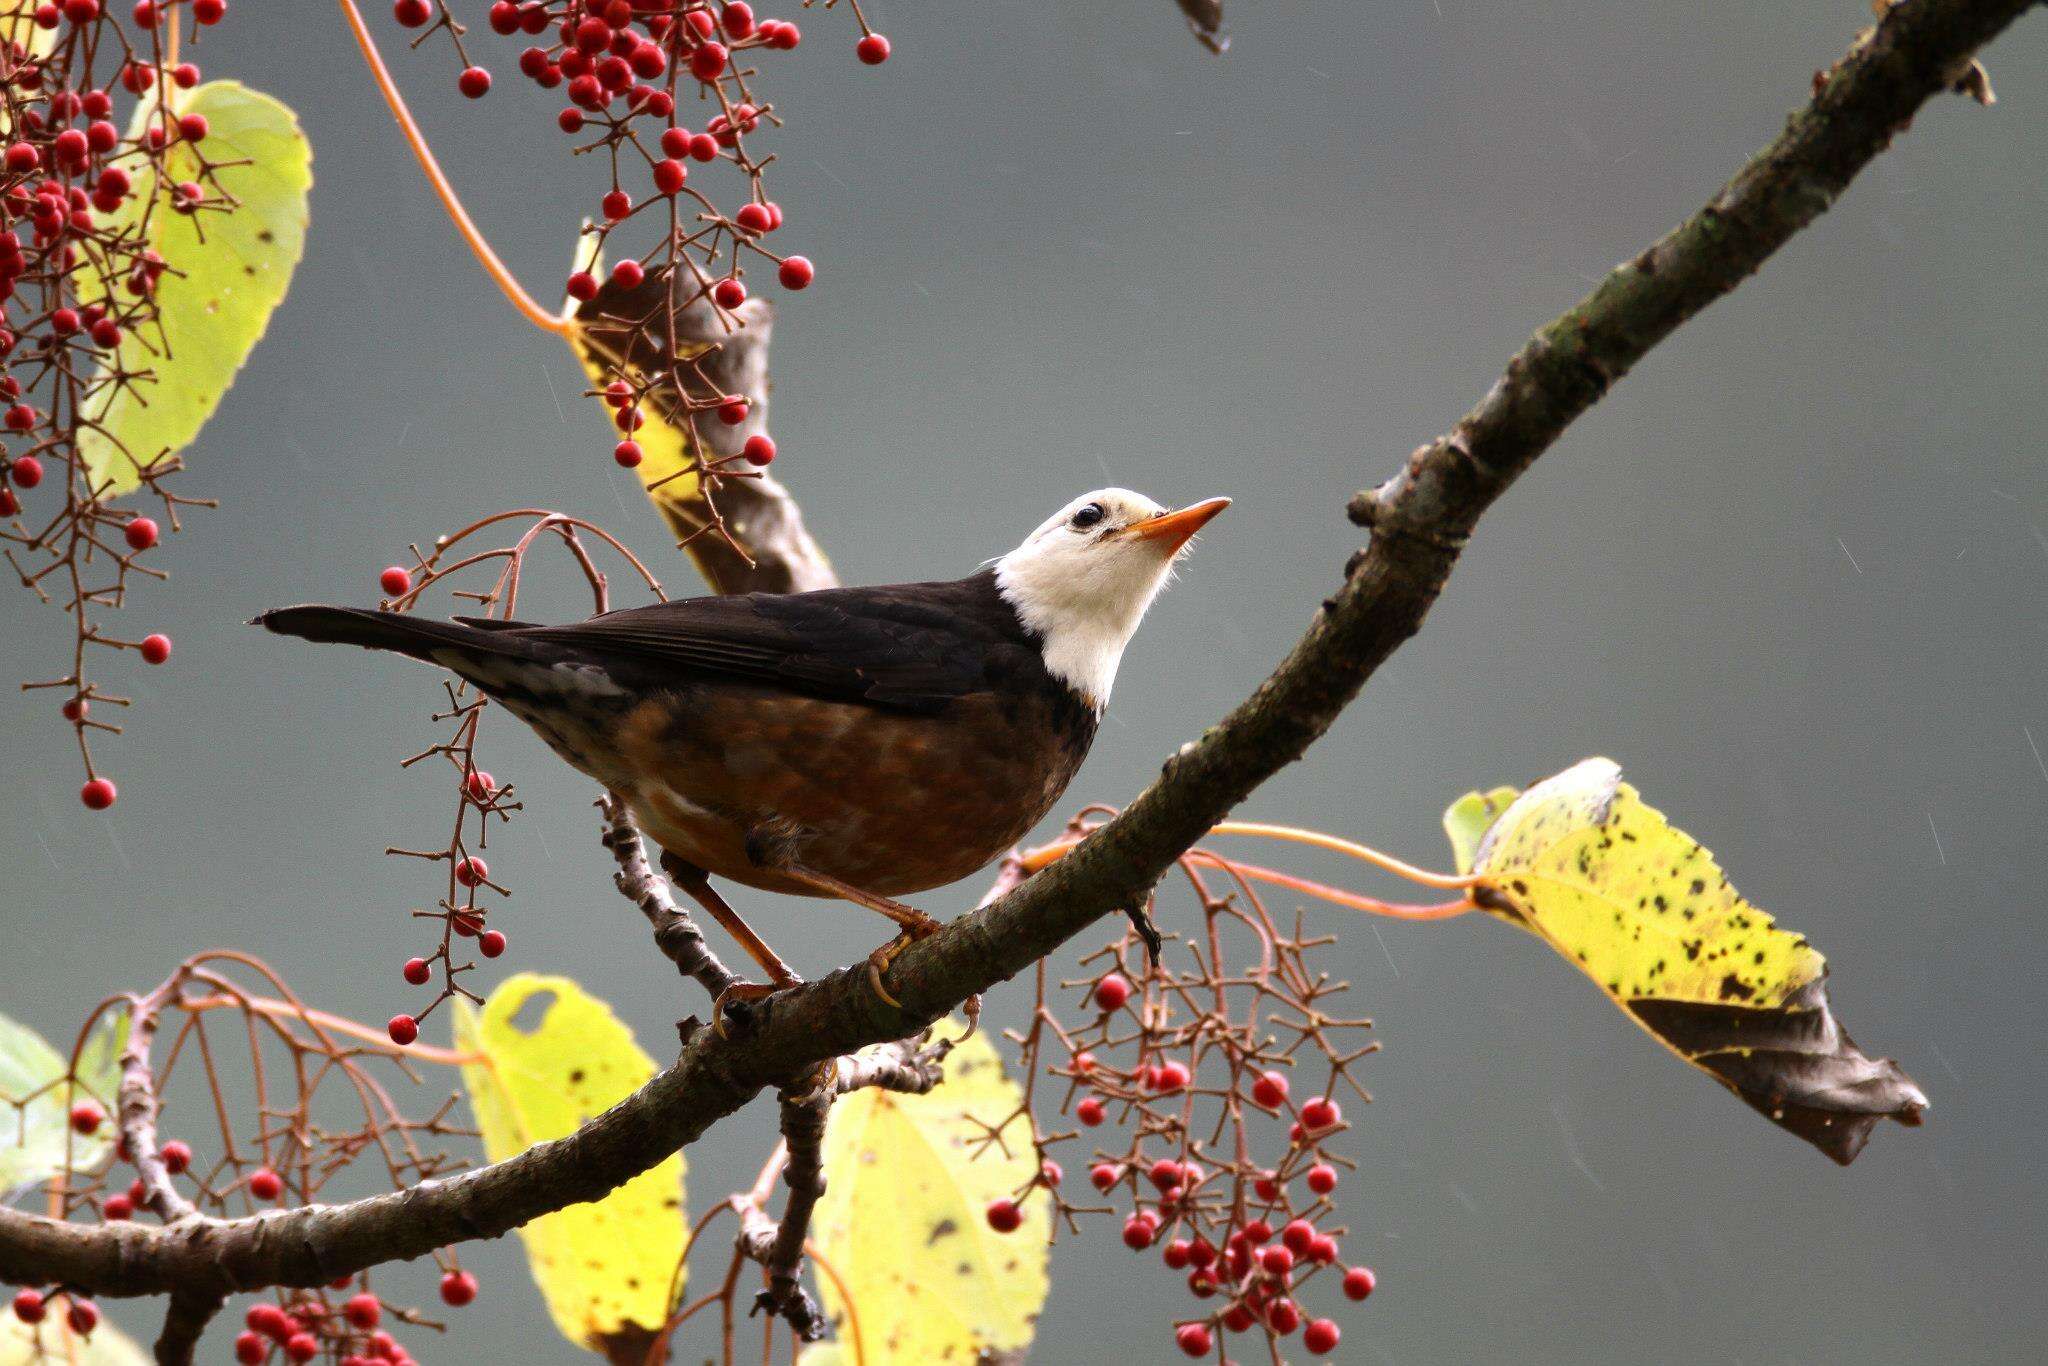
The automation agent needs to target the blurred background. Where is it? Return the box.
[2,1,2043,1361]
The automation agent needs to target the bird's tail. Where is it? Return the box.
[254,605,546,668]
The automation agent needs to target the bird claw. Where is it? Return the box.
[712,977,800,1038]
[866,912,943,1009]
[1123,903,1164,966]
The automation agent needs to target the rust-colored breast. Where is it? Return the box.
[619,682,1093,897]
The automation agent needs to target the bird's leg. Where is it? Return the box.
[772,862,955,1012]
[660,853,803,1026]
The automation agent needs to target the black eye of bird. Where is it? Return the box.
[1070,503,1106,529]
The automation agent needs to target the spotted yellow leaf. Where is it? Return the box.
[1442,784,1519,876]
[77,81,310,494]
[1452,758,1926,1163]
[455,975,685,1354]
[808,1031,1049,1364]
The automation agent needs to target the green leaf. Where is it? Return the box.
[810,1031,1049,1365]
[454,975,685,1355]
[1458,758,1927,1163]
[0,1008,126,1198]
[1441,784,1520,876]
[0,1301,149,1366]
[77,81,311,494]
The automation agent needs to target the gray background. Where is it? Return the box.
[2,2,2043,1361]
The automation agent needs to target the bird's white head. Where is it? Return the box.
[994,488,1230,710]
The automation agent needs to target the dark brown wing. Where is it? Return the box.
[464,568,1043,715]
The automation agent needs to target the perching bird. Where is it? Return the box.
[258,489,1227,1005]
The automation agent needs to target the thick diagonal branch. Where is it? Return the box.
[0,0,2028,1304]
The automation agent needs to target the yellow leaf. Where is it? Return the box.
[809,1031,1049,1363]
[77,82,311,494]
[455,975,685,1353]
[1460,757,1927,1163]
[0,1305,148,1366]
[1441,784,1519,876]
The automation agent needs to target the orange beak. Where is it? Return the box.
[1128,497,1231,552]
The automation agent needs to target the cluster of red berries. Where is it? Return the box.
[9,1287,99,1339]
[1,0,231,806]
[395,3,894,485]
[988,867,1385,1362]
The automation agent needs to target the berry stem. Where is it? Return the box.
[333,0,572,337]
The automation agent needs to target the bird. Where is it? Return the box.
[257,488,1227,1009]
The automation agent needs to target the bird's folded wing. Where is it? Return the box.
[481,578,1021,714]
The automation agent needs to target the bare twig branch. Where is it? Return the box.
[601,794,744,1005]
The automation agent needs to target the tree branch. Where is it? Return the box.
[0,0,2029,1305]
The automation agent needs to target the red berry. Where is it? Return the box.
[742,433,776,466]
[1092,973,1131,1011]
[233,1329,266,1363]
[557,106,586,134]
[439,1270,477,1306]
[713,277,747,309]
[1174,1323,1211,1358]
[1253,1171,1281,1202]
[1152,1060,1191,1092]
[1071,1050,1096,1074]
[721,2,753,39]
[402,957,431,985]
[101,1193,134,1220]
[12,1290,44,1324]
[1241,1218,1272,1245]
[717,399,748,426]
[1186,1267,1216,1297]
[688,132,719,161]
[392,0,428,26]
[173,61,200,87]
[1261,1244,1294,1277]
[690,42,727,82]
[66,1299,98,1336]
[1307,1163,1337,1195]
[1308,1234,1339,1264]
[10,454,42,485]
[613,439,643,468]
[1162,1238,1191,1269]
[764,19,800,49]
[284,1332,318,1363]
[140,633,171,665]
[1266,1297,1300,1335]
[161,1138,191,1173]
[1342,1266,1376,1300]
[387,1014,418,1046]
[1040,1159,1062,1186]
[466,770,496,802]
[343,1294,381,1330]
[1121,1213,1157,1250]
[1299,1097,1339,1131]
[5,142,38,172]
[1089,1163,1118,1191]
[601,188,632,220]
[246,1304,290,1338]
[856,33,890,65]
[984,1197,1021,1233]
[1221,1304,1255,1333]
[735,202,772,234]
[454,856,489,887]
[1251,1069,1289,1109]
[1281,1218,1316,1256]
[478,929,507,958]
[652,158,687,194]
[611,258,645,288]
[1186,1238,1217,1269]
[777,254,814,289]
[80,777,116,810]
[379,565,411,596]
[1304,1318,1340,1354]
[178,113,208,143]
[69,1100,103,1134]
[458,66,492,99]
[191,0,223,22]
[566,270,599,301]
[248,1167,283,1200]
[0,489,17,517]
[1148,1158,1182,1192]
[1075,1096,1105,1127]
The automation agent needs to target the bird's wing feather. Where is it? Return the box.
[493,574,1026,714]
